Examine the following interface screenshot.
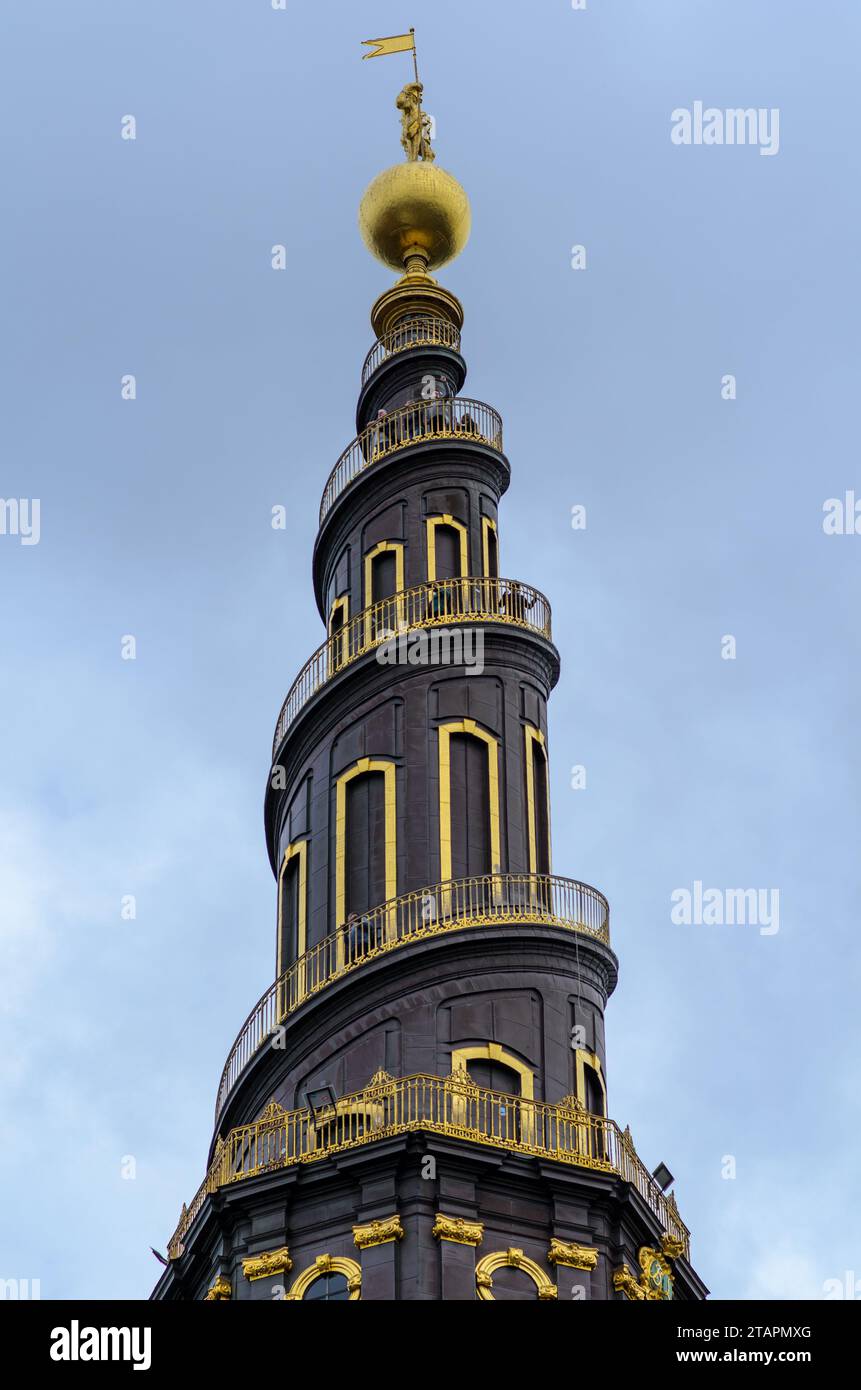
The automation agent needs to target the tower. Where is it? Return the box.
[152,79,707,1305]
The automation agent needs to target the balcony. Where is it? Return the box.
[272,576,551,756]
[320,396,503,523]
[361,315,462,386]
[214,872,609,1123]
[170,1070,689,1262]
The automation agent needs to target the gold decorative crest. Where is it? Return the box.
[258,1098,287,1124]
[241,1246,293,1281]
[444,1063,479,1092]
[612,1264,646,1301]
[557,1093,587,1116]
[614,1243,677,1301]
[203,1274,231,1301]
[433,1213,484,1247]
[547,1238,599,1271]
[353,1215,404,1249]
[638,1246,674,1300]
[365,1068,396,1095]
[661,1232,686,1261]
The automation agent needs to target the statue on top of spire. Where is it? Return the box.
[397,83,435,163]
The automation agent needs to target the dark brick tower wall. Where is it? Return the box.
[152,133,707,1306]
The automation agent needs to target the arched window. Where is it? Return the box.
[328,596,349,672]
[487,1265,544,1300]
[437,720,501,890]
[481,516,499,579]
[449,1044,535,1145]
[583,1063,604,1116]
[475,1250,557,1301]
[285,1256,362,1301]
[363,542,405,643]
[573,1048,606,1116]
[524,725,552,878]
[573,1048,608,1162]
[304,1271,350,1301]
[334,759,397,961]
[277,840,308,977]
[426,513,468,582]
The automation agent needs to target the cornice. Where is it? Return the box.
[312,436,511,618]
[210,924,619,1146]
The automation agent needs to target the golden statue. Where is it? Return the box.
[396,82,435,163]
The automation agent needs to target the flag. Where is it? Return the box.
[361,32,414,60]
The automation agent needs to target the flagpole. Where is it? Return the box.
[410,28,419,84]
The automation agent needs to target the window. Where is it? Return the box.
[334,759,397,958]
[363,542,405,642]
[449,1044,536,1144]
[285,1256,362,1301]
[475,1250,557,1301]
[449,733,492,878]
[426,514,468,582]
[573,1048,607,1162]
[524,725,551,879]
[464,1059,523,1142]
[328,596,349,671]
[481,516,499,579]
[488,1265,543,1301]
[303,1272,350,1301]
[437,720,501,888]
[276,841,308,976]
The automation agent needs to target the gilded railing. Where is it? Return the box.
[171,1072,689,1261]
[272,576,551,755]
[215,873,608,1122]
[320,396,503,523]
[361,315,462,385]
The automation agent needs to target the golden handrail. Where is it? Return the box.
[171,1071,689,1262]
[214,872,608,1123]
[320,396,503,523]
[361,315,462,384]
[272,575,551,755]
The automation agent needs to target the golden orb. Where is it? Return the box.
[358,161,471,273]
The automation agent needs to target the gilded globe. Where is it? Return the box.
[358,162,471,272]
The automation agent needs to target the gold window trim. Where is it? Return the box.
[574,1047,607,1116]
[524,724,552,875]
[481,515,498,578]
[451,1043,535,1145]
[426,513,468,581]
[363,541,405,644]
[450,1042,535,1101]
[334,757,397,950]
[475,1248,557,1301]
[328,593,350,633]
[328,595,350,670]
[276,839,308,978]
[284,1255,362,1301]
[437,719,501,886]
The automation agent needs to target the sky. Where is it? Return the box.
[1,0,859,1301]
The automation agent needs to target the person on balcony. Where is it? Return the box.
[456,409,478,437]
[371,407,388,457]
[346,911,373,962]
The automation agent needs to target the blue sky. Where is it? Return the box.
[1,0,859,1300]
